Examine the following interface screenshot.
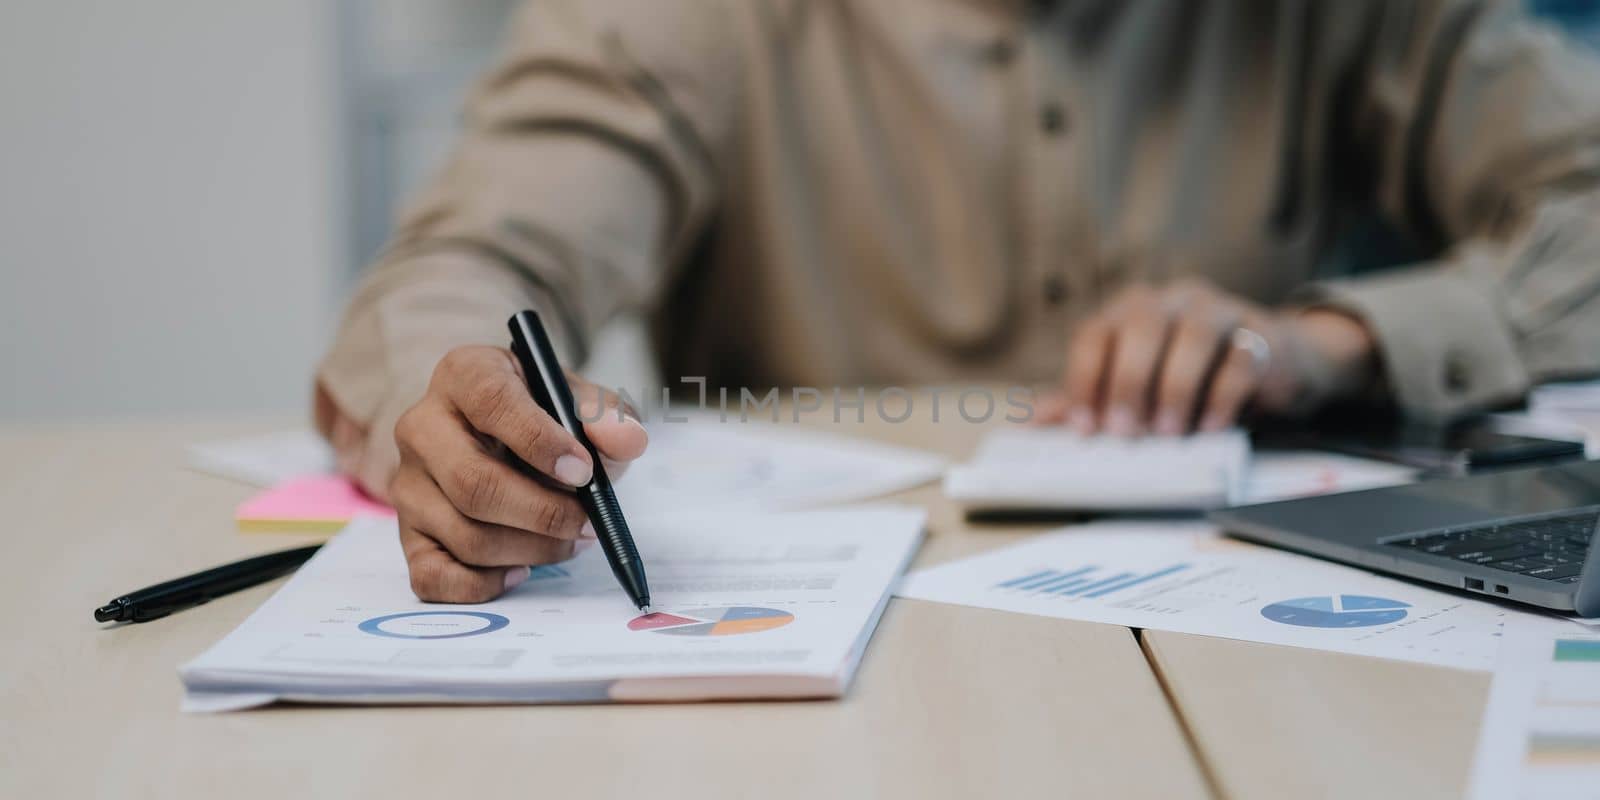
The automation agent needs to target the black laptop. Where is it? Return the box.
[1210,460,1600,616]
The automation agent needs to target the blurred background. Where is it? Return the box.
[2,0,1596,421]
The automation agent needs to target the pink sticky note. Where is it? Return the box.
[236,474,395,533]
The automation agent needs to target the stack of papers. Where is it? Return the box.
[896,522,1570,670]
[182,508,925,709]
[943,429,1250,512]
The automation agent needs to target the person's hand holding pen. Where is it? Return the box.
[1036,278,1381,435]
[320,345,647,603]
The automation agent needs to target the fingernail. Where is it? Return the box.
[1156,412,1183,436]
[554,454,593,487]
[503,566,531,592]
[580,520,597,539]
[574,539,596,554]
[1200,414,1227,432]
[1107,407,1137,436]
[1067,407,1094,435]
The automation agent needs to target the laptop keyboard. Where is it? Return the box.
[1385,508,1598,584]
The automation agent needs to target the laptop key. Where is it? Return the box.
[1429,538,1504,557]
[1460,546,1539,565]
[1487,559,1542,573]
[1524,563,1584,581]
[1419,534,1470,551]
[1529,553,1577,566]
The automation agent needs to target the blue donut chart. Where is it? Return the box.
[358,611,511,639]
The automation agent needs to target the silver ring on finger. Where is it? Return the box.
[1230,327,1272,377]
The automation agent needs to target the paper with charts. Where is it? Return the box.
[1469,630,1600,800]
[897,522,1571,670]
[181,509,924,710]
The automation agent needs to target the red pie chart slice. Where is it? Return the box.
[627,612,702,631]
[626,606,795,637]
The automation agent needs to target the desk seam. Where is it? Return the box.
[1135,628,1229,800]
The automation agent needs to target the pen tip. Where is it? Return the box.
[639,604,653,614]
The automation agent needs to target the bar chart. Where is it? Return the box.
[994,563,1191,599]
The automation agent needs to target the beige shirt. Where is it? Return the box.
[320,0,1600,444]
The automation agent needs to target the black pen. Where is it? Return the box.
[94,544,321,623]
[508,310,652,611]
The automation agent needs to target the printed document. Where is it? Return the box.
[1469,630,1600,800]
[897,522,1569,670]
[182,508,924,709]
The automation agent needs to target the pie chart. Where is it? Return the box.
[628,606,795,637]
[1260,595,1410,628]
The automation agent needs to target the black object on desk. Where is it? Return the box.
[93,544,321,623]
[508,310,652,611]
[1258,416,1585,476]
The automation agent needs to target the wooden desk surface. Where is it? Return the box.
[1141,631,1489,800]
[0,414,1210,799]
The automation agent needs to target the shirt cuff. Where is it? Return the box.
[1300,265,1529,422]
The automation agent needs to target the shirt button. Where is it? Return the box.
[1444,353,1472,394]
[1043,275,1067,306]
[1040,103,1068,135]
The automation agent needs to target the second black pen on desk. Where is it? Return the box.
[508,310,652,611]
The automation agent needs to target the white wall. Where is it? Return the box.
[0,1,340,419]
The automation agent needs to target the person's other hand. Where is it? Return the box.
[1037,279,1378,435]
[384,345,647,602]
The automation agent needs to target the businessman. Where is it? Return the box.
[315,0,1600,602]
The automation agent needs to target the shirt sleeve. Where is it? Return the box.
[315,0,744,436]
[1304,0,1600,422]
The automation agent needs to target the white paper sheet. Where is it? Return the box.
[897,522,1570,670]
[1469,630,1600,800]
[617,412,946,512]
[185,430,335,487]
[943,429,1250,511]
[182,508,924,709]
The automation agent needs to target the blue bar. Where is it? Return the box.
[1027,567,1098,593]
[1061,572,1131,597]
[1083,564,1191,598]
[1013,571,1074,591]
[996,569,1058,589]
[1047,578,1094,595]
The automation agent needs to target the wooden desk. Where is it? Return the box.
[1141,632,1489,800]
[0,415,1209,799]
